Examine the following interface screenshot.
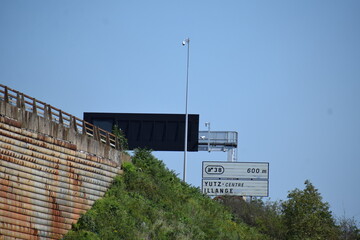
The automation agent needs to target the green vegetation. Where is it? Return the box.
[217,196,286,239]
[282,180,339,239]
[112,125,128,150]
[64,149,360,240]
[64,149,264,240]
[221,181,360,240]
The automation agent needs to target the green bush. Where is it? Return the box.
[64,149,265,240]
[218,196,286,239]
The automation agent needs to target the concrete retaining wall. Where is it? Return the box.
[0,98,128,239]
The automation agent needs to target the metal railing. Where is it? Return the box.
[198,131,238,161]
[198,131,238,147]
[0,84,120,150]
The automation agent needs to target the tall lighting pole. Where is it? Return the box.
[182,38,190,182]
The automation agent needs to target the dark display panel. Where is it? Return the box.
[84,113,199,151]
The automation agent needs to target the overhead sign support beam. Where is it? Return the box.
[198,130,238,161]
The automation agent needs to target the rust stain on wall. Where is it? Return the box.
[0,98,125,239]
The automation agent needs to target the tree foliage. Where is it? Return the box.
[337,216,360,240]
[218,196,286,239]
[220,180,358,240]
[281,180,339,240]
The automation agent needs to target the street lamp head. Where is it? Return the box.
[182,38,190,46]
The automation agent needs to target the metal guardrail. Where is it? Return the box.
[0,84,120,150]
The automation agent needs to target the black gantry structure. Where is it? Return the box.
[84,113,199,152]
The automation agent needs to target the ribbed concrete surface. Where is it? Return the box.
[0,115,123,239]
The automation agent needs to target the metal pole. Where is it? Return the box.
[205,122,211,152]
[183,38,190,182]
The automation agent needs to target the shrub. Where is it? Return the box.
[63,149,265,240]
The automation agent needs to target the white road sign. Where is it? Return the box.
[202,161,269,180]
[202,179,269,197]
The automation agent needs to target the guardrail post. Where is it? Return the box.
[70,116,78,133]
[32,99,37,114]
[59,110,63,124]
[21,94,25,109]
[93,126,100,141]
[74,117,79,132]
[4,86,9,103]
[16,93,21,108]
[44,104,51,120]
[82,121,86,135]
[16,93,25,109]
[106,133,110,145]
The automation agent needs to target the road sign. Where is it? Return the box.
[202,179,269,197]
[202,161,269,180]
[202,161,269,197]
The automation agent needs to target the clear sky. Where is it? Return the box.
[1,0,359,223]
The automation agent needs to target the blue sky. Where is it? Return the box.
[1,0,359,222]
